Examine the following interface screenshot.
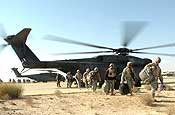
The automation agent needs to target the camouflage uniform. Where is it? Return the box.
[145,57,163,98]
[56,73,61,87]
[104,63,117,95]
[83,68,90,88]
[75,70,83,88]
[121,62,135,95]
[66,72,73,88]
[90,67,101,92]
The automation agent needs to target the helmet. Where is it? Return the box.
[109,63,114,67]
[154,57,161,63]
[127,62,132,67]
[94,67,98,72]
[77,69,80,73]
[86,68,90,72]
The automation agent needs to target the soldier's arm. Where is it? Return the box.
[121,68,126,84]
[75,73,78,79]
[131,68,136,81]
[83,72,86,77]
[159,69,164,84]
[80,73,83,79]
[159,76,163,84]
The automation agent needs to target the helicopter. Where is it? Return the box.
[0,22,175,88]
[11,67,65,82]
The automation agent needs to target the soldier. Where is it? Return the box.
[75,69,83,88]
[83,68,90,88]
[56,73,61,87]
[89,67,101,92]
[121,62,135,95]
[66,72,73,88]
[143,57,163,100]
[104,63,117,95]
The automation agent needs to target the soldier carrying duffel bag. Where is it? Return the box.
[120,62,135,95]
[139,57,164,100]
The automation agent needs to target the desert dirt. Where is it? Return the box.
[0,76,175,115]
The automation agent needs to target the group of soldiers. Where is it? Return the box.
[56,56,164,100]
[65,67,101,92]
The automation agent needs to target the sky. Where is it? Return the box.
[0,0,175,81]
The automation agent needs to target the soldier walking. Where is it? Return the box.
[66,72,73,88]
[141,57,164,100]
[89,67,101,92]
[56,73,61,87]
[83,68,90,88]
[121,62,135,95]
[104,63,117,95]
[75,69,83,88]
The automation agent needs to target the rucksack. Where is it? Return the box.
[119,83,130,95]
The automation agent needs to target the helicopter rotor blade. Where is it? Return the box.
[44,35,115,50]
[121,21,148,47]
[131,51,175,56]
[52,50,113,55]
[132,43,175,51]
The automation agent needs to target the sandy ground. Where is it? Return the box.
[0,76,175,115]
